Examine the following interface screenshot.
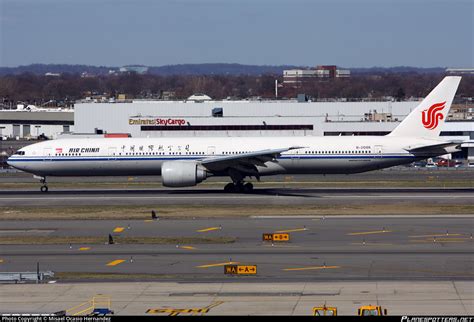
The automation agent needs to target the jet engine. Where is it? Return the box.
[161,161,209,187]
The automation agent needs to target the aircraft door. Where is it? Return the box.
[374,145,383,158]
[291,149,301,166]
[43,148,52,161]
[207,146,216,156]
[108,147,117,161]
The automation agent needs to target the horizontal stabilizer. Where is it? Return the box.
[404,142,462,153]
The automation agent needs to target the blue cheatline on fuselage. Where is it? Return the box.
[7,154,416,163]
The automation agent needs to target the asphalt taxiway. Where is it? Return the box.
[1,217,472,281]
[0,187,473,207]
[1,170,472,315]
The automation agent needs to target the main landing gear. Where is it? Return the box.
[40,177,48,193]
[223,182,254,193]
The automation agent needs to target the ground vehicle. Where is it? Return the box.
[425,162,437,168]
[357,305,387,316]
[66,295,114,316]
[312,305,337,316]
[411,161,427,168]
[437,159,456,167]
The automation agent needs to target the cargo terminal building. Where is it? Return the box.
[74,100,474,161]
[75,100,473,138]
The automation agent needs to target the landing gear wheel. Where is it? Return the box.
[39,177,48,192]
[234,184,244,193]
[243,182,254,193]
[224,183,235,193]
[224,182,254,193]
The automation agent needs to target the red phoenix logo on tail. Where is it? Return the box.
[422,101,446,130]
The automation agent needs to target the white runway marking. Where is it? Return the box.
[325,195,468,199]
[0,196,265,201]
[0,193,470,201]
[252,215,474,219]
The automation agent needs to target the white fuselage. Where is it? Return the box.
[7,136,446,177]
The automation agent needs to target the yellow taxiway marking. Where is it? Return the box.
[283,265,340,271]
[196,261,239,268]
[347,230,392,236]
[262,244,301,248]
[196,227,221,233]
[410,238,470,243]
[78,247,91,251]
[144,219,154,222]
[147,301,224,316]
[433,238,471,241]
[342,264,474,277]
[113,227,125,233]
[275,228,308,233]
[106,259,126,266]
[179,246,196,250]
[409,233,462,238]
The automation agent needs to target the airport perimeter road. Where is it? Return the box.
[1,281,472,315]
[1,217,473,281]
[0,187,473,207]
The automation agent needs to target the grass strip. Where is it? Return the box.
[0,236,236,245]
[0,204,473,220]
[55,272,180,280]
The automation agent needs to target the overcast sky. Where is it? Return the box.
[0,0,472,68]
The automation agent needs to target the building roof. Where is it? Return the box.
[187,93,212,102]
[0,110,74,122]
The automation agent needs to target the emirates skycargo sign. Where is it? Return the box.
[129,117,187,126]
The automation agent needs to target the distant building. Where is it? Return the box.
[336,69,351,78]
[119,66,149,74]
[316,65,337,78]
[0,107,74,140]
[283,69,320,84]
[187,93,212,102]
[283,65,350,85]
[80,72,96,78]
[44,72,61,77]
[446,68,474,75]
[160,91,176,100]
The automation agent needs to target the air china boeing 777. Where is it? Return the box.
[7,76,462,193]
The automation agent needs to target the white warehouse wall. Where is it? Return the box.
[74,101,420,137]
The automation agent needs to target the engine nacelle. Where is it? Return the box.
[161,161,208,187]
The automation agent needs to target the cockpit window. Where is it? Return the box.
[13,151,25,156]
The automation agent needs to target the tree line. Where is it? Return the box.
[0,73,472,105]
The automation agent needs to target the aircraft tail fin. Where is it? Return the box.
[388,76,461,137]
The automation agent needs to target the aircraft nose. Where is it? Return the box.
[6,156,23,171]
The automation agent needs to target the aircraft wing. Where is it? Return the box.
[200,146,303,174]
[404,141,462,153]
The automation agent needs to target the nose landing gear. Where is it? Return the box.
[40,177,48,193]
